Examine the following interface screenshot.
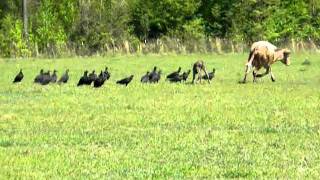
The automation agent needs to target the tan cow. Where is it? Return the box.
[241,43,291,83]
[246,41,277,67]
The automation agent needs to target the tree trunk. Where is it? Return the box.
[23,0,28,41]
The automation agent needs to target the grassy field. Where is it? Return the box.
[0,53,320,178]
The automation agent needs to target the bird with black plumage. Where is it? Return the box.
[201,68,216,80]
[116,75,134,86]
[140,71,150,83]
[94,71,107,88]
[103,67,111,81]
[34,69,44,84]
[149,66,161,83]
[77,70,91,86]
[88,70,97,85]
[50,70,58,83]
[13,69,24,83]
[40,70,51,85]
[58,69,69,84]
[166,67,181,80]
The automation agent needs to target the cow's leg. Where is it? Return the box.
[255,66,270,78]
[198,67,202,83]
[252,70,257,83]
[192,70,196,84]
[241,64,251,83]
[270,67,276,82]
[241,51,257,83]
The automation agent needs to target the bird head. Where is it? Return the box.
[99,71,104,77]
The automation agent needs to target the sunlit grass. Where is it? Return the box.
[0,53,320,178]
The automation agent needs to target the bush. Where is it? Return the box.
[0,15,30,57]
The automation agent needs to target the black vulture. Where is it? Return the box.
[166,67,181,79]
[150,70,161,83]
[13,69,24,83]
[58,69,69,84]
[148,66,157,80]
[116,75,134,86]
[168,70,191,83]
[202,68,216,80]
[94,71,106,88]
[50,70,57,83]
[34,69,44,83]
[88,70,97,84]
[77,70,90,86]
[168,74,183,83]
[40,71,51,85]
[140,71,150,83]
[103,67,111,80]
[182,70,191,82]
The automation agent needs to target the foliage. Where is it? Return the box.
[0,0,320,57]
[33,0,67,56]
[0,15,30,57]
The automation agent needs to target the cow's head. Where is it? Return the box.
[276,48,291,66]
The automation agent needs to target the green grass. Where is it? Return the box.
[0,53,320,178]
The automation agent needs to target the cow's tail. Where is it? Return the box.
[246,48,258,67]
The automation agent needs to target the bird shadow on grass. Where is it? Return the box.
[183,81,214,86]
[183,82,194,86]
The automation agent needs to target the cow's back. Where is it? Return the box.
[251,41,277,53]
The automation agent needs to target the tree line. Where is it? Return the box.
[0,0,319,57]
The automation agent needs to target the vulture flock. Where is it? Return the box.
[11,61,216,88]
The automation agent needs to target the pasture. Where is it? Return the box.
[0,53,320,178]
